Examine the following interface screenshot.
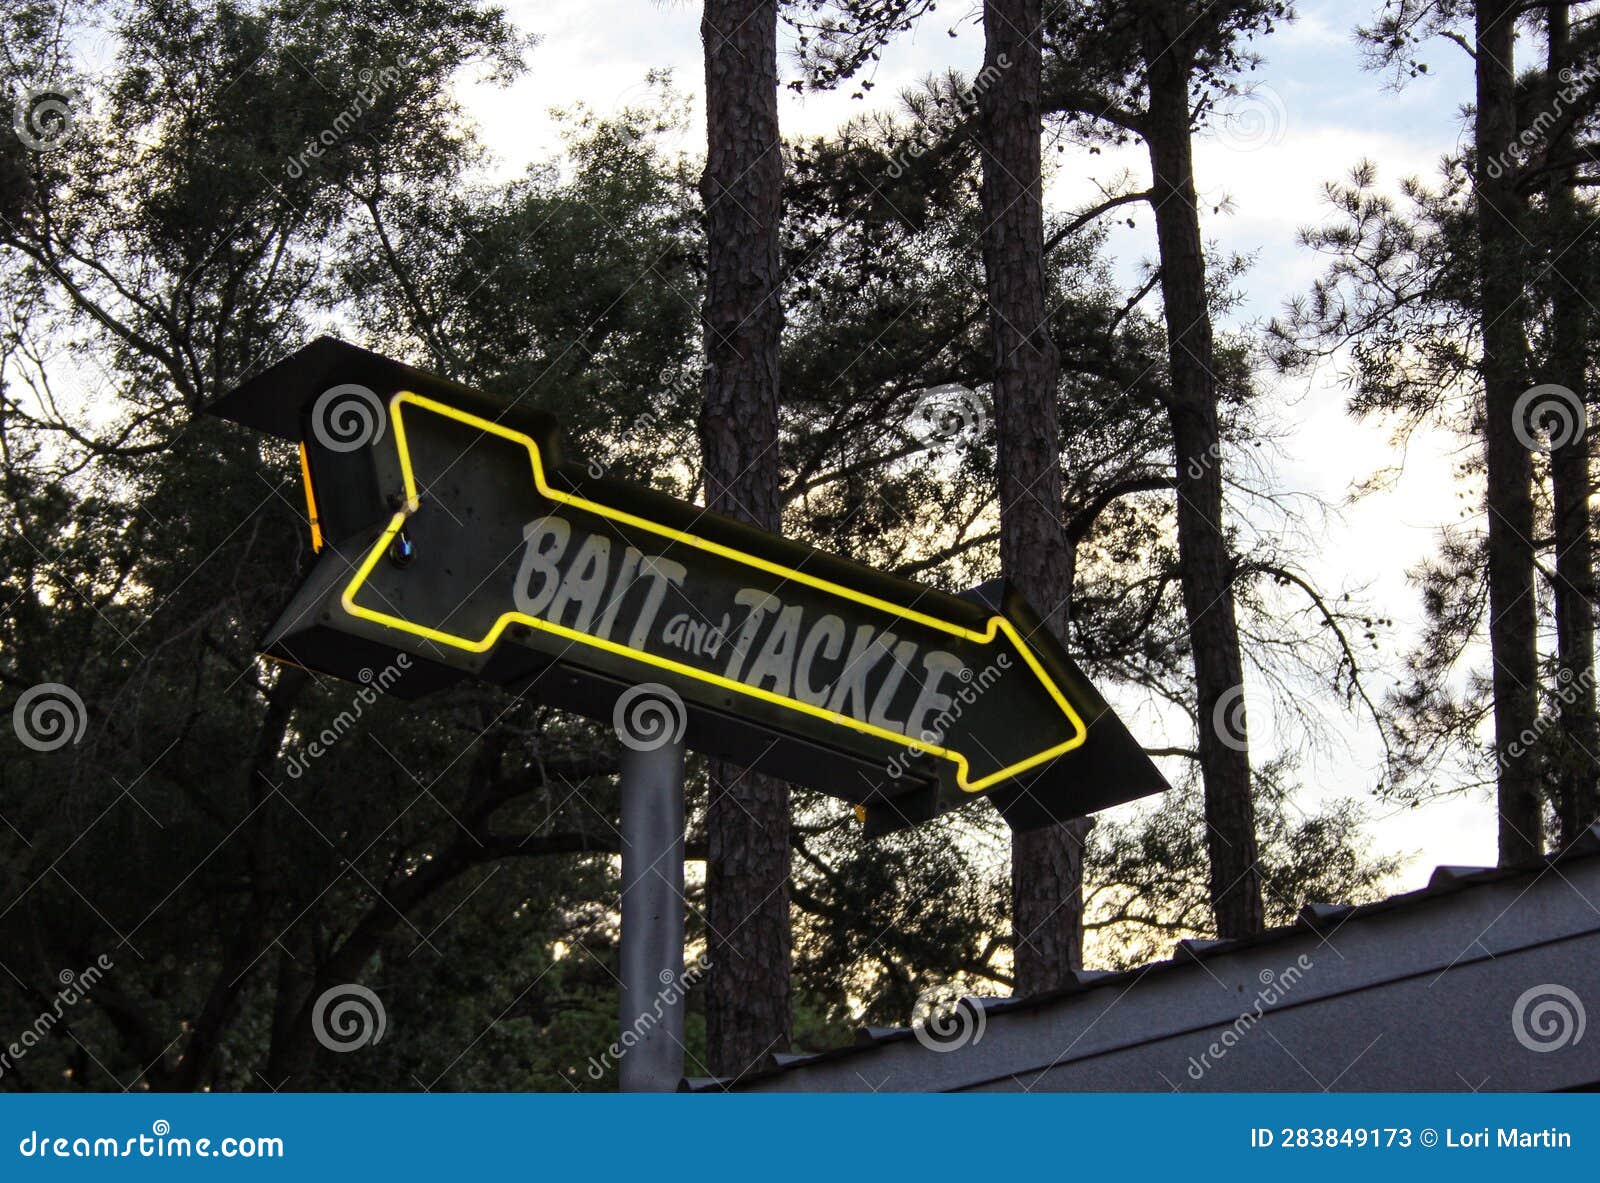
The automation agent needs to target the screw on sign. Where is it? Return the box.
[206,338,1169,836]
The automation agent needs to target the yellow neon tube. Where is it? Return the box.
[298,442,323,553]
[339,390,1089,793]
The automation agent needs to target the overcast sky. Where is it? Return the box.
[444,0,1494,884]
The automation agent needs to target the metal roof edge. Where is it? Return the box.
[695,830,1600,1092]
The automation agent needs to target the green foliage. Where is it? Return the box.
[0,1,1401,1091]
[1275,8,1600,822]
[1089,760,1402,969]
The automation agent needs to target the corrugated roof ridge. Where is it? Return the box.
[688,829,1600,1090]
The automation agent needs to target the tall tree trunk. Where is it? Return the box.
[180,664,306,1090]
[1477,0,1544,864]
[1141,18,1262,938]
[1545,1,1598,847]
[977,0,1091,992]
[698,0,792,1077]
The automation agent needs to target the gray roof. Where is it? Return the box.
[693,825,1600,1092]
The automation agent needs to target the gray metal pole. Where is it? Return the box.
[618,738,687,1092]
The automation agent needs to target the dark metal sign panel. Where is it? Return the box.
[211,339,1169,834]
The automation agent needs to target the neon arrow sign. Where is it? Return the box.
[210,338,1168,834]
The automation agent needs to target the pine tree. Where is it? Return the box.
[698,0,794,1076]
